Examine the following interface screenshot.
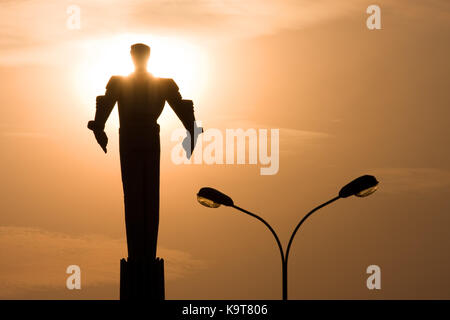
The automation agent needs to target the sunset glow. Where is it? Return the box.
[74,34,209,125]
[0,0,449,301]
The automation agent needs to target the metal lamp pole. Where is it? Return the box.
[233,196,340,300]
[197,175,379,300]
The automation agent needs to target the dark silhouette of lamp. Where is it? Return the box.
[197,187,234,208]
[338,174,379,198]
[196,175,379,300]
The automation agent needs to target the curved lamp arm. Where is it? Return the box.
[285,196,340,265]
[232,205,285,262]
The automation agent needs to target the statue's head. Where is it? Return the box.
[130,43,150,71]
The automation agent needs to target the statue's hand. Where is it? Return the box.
[94,130,108,153]
[183,125,203,160]
[88,120,108,153]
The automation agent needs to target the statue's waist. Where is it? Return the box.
[119,124,160,135]
[119,125,161,151]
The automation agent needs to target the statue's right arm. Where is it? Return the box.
[87,76,120,153]
[87,76,120,131]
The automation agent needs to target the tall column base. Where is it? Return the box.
[120,257,165,300]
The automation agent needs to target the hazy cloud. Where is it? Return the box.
[280,127,330,139]
[0,226,206,299]
[0,0,369,65]
[367,168,450,194]
[210,119,331,139]
[1,0,450,65]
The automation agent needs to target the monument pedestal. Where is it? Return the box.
[120,257,165,300]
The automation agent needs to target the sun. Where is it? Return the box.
[75,33,208,127]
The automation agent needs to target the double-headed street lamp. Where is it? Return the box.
[196,175,379,300]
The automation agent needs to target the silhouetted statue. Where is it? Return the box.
[87,43,201,299]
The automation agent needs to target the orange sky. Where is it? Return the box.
[0,0,449,299]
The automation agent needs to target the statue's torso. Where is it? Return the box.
[112,73,168,129]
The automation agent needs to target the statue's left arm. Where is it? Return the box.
[165,79,202,158]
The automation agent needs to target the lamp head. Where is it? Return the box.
[339,175,379,198]
[197,187,234,208]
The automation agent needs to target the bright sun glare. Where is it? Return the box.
[76,34,208,126]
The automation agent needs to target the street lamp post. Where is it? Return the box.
[231,205,286,298]
[196,175,379,300]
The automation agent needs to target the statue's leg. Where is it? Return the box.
[142,137,161,261]
[119,147,146,260]
[119,130,164,300]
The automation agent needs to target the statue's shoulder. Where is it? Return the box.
[106,75,125,90]
[156,77,179,92]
